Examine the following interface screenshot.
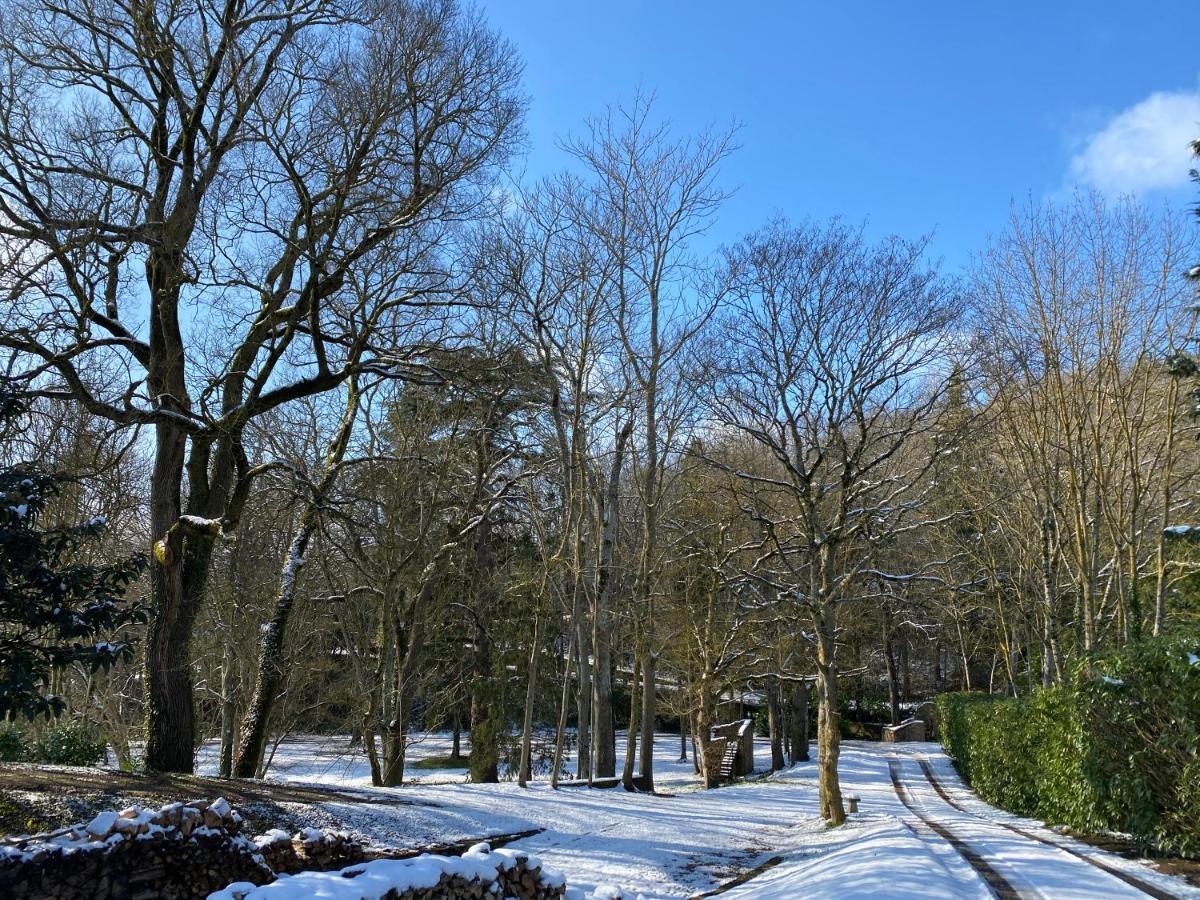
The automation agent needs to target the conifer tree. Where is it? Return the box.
[0,380,147,720]
[1169,138,1200,389]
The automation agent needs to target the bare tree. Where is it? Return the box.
[657,448,763,787]
[0,0,522,771]
[972,194,1196,657]
[232,378,364,777]
[568,96,734,790]
[487,177,625,783]
[710,218,959,824]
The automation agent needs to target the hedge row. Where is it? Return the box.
[937,637,1200,857]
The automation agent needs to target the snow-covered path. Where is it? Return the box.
[197,736,1199,899]
[885,747,1186,900]
[721,743,1194,900]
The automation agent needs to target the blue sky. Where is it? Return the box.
[478,0,1199,272]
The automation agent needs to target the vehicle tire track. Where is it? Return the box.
[915,758,1181,900]
[689,855,784,898]
[887,759,1024,900]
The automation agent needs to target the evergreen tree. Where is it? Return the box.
[1169,138,1200,391]
[0,380,147,720]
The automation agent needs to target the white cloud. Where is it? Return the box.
[1068,88,1200,195]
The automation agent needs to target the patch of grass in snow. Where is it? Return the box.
[410,753,470,770]
[0,791,51,836]
[0,768,317,839]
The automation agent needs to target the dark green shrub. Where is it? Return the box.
[32,719,106,766]
[1087,638,1200,855]
[837,693,890,740]
[0,380,146,723]
[938,637,1200,857]
[0,724,29,762]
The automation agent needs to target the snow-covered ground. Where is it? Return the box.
[197,735,1200,899]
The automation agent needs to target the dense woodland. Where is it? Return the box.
[2,0,1199,831]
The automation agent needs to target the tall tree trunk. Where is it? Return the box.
[1040,513,1060,686]
[381,700,408,787]
[883,615,901,726]
[1079,488,1101,652]
[558,528,587,784]
[1025,628,1035,694]
[142,238,207,775]
[590,615,614,780]
[364,645,386,786]
[550,622,576,789]
[767,674,785,771]
[635,318,661,792]
[469,626,500,784]
[639,650,656,791]
[622,650,641,790]
[381,604,420,788]
[591,629,615,779]
[218,642,235,778]
[788,682,809,764]
[144,417,196,773]
[519,611,543,787]
[574,608,592,781]
[592,422,632,780]
[815,603,845,825]
[1154,375,1179,636]
[695,686,717,785]
[570,519,591,782]
[234,382,358,778]
[469,519,500,784]
[955,612,973,691]
[364,722,382,786]
[1126,540,1142,642]
[232,520,316,777]
[995,598,1018,696]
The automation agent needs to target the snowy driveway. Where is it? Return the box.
[726,742,1196,900]
[199,736,1199,899]
[876,746,1189,900]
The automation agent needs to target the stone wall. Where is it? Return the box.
[882,718,927,742]
[912,701,938,740]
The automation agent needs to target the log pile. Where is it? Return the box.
[254,826,367,873]
[212,841,568,900]
[0,800,570,900]
[0,798,272,900]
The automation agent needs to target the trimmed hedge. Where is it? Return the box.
[937,637,1200,857]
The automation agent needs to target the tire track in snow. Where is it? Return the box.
[689,855,784,897]
[887,758,1023,900]
[915,758,1183,900]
